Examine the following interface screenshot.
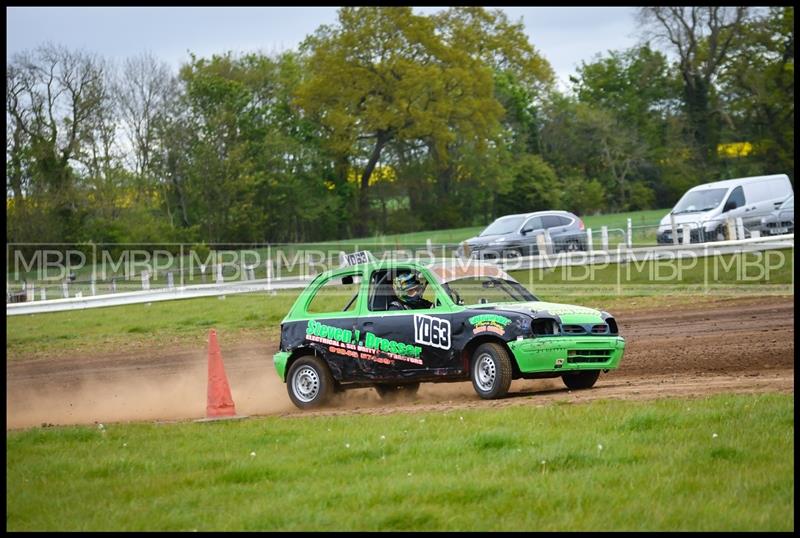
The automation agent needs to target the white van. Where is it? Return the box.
[657,174,794,243]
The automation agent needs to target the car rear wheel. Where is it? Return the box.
[470,343,513,399]
[287,356,334,409]
[565,239,582,252]
[562,370,600,390]
[374,383,420,400]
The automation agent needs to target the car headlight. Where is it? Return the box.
[490,238,506,245]
[760,217,767,224]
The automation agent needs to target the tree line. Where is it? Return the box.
[6,6,794,245]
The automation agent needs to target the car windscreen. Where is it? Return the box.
[780,196,794,210]
[442,276,537,306]
[672,188,728,214]
[479,216,525,236]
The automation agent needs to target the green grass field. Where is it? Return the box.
[6,393,793,531]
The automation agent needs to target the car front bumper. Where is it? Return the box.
[763,221,794,235]
[507,336,625,373]
[657,228,706,244]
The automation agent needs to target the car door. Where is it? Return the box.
[293,269,367,382]
[518,216,543,255]
[741,182,768,228]
[356,266,464,382]
[720,186,749,229]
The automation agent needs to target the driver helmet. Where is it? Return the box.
[393,271,427,305]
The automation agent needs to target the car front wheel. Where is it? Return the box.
[287,356,334,409]
[470,343,513,399]
[562,370,600,390]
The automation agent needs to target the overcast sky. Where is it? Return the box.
[6,6,643,90]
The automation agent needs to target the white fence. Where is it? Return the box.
[6,275,314,316]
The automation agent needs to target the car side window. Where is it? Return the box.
[521,217,542,232]
[368,268,435,312]
[542,215,564,228]
[421,279,438,305]
[305,273,361,314]
[725,186,746,211]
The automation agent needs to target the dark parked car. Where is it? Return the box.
[458,210,587,259]
[758,195,794,236]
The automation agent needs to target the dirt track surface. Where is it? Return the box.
[6,296,794,429]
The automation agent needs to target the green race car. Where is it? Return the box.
[274,252,625,408]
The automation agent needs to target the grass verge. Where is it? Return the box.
[6,393,794,531]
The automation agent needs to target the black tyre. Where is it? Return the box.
[562,370,600,390]
[287,355,334,409]
[565,239,582,252]
[470,343,513,399]
[374,382,420,400]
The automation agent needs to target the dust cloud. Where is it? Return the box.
[6,356,296,429]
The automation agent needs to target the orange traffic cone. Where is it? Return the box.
[197,329,246,422]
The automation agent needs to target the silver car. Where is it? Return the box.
[758,195,794,236]
[458,210,587,258]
